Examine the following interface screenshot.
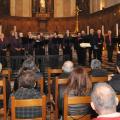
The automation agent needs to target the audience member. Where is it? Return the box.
[9,70,41,119]
[91,59,108,77]
[65,67,92,116]
[52,61,74,99]
[61,60,74,78]
[58,61,74,116]
[18,55,40,76]
[14,55,42,91]
[108,65,120,93]
[91,83,120,120]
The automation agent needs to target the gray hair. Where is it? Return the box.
[91,83,117,112]
[91,59,101,69]
[62,61,74,73]
[22,55,35,70]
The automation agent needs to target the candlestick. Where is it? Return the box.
[102,25,104,35]
[116,23,119,37]
[13,25,16,32]
[87,26,90,35]
[0,25,2,34]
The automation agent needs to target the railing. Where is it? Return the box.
[1,55,69,71]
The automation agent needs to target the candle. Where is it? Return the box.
[102,25,104,35]
[116,23,119,37]
[87,26,90,35]
[0,25,2,34]
[13,25,16,32]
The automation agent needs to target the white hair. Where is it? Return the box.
[91,59,101,69]
[62,61,74,73]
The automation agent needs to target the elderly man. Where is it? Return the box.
[90,59,108,77]
[88,29,97,62]
[105,30,115,62]
[61,60,74,78]
[95,29,104,62]
[51,61,74,118]
[91,83,120,120]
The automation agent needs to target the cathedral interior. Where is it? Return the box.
[0,0,120,120]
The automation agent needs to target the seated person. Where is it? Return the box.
[91,59,108,77]
[60,60,74,78]
[91,83,120,120]
[108,65,120,93]
[18,54,41,79]
[14,54,42,91]
[65,67,92,116]
[9,70,41,119]
[58,61,74,117]
[51,60,74,99]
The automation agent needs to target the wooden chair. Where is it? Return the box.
[11,95,46,120]
[47,68,62,99]
[2,69,12,81]
[55,78,68,119]
[39,77,44,95]
[84,67,91,73]
[0,78,7,120]
[64,94,91,120]
[91,76,108,83]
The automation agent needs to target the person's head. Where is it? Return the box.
[62,61,74,73]
[28,32,32,36]
[37,34,40,39]
[77,32,81,37]
[19,32,23,37]
[91,59,101,69]
[108,30,112,35]
[53,32,58,38]
[91,83,118,115]
[81,30,86,35]
[49,33,54,38]
[90,29,94,35]
[23,55,34,68]
[66,30,70,34]
[19,70,36,88]
[97,29,101,34]
[67,67,92,96]
[22,55,39,72]
[40,32,43,36]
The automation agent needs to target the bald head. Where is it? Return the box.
[91,83,118,114]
